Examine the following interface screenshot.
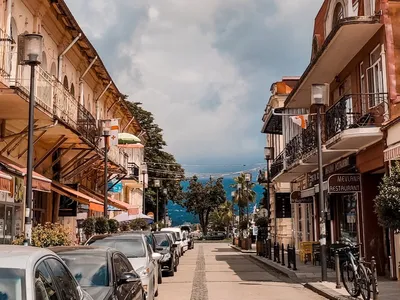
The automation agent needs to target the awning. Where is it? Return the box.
[78,186,134,212]
[51,181,103,213]
[0,171,12,193]
[0,159,52,192]
[285,17,382,108]
[384,143,400,162]
[261,108,283,134]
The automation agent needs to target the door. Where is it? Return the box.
[45,258,80,300]
[113,253,139,300]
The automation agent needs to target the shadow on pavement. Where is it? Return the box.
[211,248,236,253]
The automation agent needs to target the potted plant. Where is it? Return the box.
[95,217,109,234]
[108,219,119,233]
[12,223,72,247]
[82,217,96,239]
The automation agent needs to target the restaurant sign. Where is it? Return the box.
[290,190,313,204]
[328,173,361,194]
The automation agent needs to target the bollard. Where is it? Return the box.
[273,243,277,262]
[335,251,341,289]
[276,242,281,263]
[389,256,393,279]
[292,245,297,271]
[287,244,292,269]
[281,243,285,266]
[371,257,379,299]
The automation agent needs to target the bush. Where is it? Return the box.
[119,222,131,232]
[130,219,148,230]
[82,217,96,237]
[108,219,119,233]
[95,217,109,234]
[12,223,72,247]
[238,219,248,231]
[255,217,268,228]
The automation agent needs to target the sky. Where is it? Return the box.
[65,0,322,176]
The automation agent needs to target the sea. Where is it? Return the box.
[167,177,264,226]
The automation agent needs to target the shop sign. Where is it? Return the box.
[290,190,313,204]
[328,173,361,194]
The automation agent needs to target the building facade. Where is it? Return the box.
[0,0,144,244]
[266,0,400,277]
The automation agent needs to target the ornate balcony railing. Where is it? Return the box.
[127,162,140,180]
[325,93,389,141]
[285,135,302,167]
[77,103,99,145]
[108,146,129,171]
[270,151,284,179]
[53,81,78,128]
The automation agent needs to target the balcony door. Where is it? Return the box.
[367,45,385,108]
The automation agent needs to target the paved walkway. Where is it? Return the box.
[157,243,326,300]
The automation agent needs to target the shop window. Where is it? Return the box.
[338,194,358,243]
[297,205,303,243]
[332,2,344,28]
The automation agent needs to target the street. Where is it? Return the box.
[157,243,326,300]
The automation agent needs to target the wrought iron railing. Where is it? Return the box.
[127,162,140,180]
[285,135,302,167]
[77,103,99,145]
[0,28,14,81]
[270,151,284,179]
[53,81,78,127]
[325,93,389,140]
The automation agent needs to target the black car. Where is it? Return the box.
[153,232,178,276]
[50,246,145,300]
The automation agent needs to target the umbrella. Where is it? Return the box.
[118,133,141,145]
[113,212,153,223]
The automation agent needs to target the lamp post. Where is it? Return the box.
[102,128,110,218]
[163,188,168,226]
[264,146,274,241]
[244,173,252,230]
[237,183,242,224]
[231,191,235,243]
[154,179,160,228]
[19,34,43,246]
[141,163,147,214]
[311,83,329,282]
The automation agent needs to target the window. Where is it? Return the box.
[0,268,25,300]
[41,52,47,73]
[367,45,384,107]
[35,262,60,300]
[113,254,130,278]
[70,83,75,98]
[45,258,80,300]
[370,0,376,15]
[332,2,344,28]
[63,76,69,92]
[359,62,367,114]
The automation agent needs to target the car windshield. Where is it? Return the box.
[90,238,146,258]
[0,268,25,300]
[58,253,109,287]
[154,234,169,247]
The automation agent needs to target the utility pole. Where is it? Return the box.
[154,179,160,229]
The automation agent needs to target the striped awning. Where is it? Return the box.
[384,143,400,162]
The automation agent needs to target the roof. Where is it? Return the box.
[0,246,55,270]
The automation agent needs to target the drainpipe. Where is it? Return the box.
[96,81,112,120]
[58,33,81,82]
[381,0,399,103]
[79,56,98,106]
[5,0,12,75]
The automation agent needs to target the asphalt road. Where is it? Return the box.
[157,243,326,300]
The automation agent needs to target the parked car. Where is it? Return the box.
[0,245,93,300]
[85,233,161,300]
[164,232,180,266]
[50,246,145,300]
[161,227,187,255]
[180,225,194,250]
[153,232,178,276]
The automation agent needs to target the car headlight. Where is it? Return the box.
[161,253,171,262]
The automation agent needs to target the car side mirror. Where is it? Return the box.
[118,272,140,285]
[152,252,162,261]
[171,244,177,248]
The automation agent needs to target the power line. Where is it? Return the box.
[146,161,266,167]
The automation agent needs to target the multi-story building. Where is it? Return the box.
[0,0,144,243]
[267,0,400,276]
[261,77,299,246]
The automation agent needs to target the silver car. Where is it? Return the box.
[0,245,92,300]
[86,234,161,300]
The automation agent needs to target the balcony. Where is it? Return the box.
[77,103,99,145]
[108,146,129,171]
[325,93,387,150]
[270,151,284,180]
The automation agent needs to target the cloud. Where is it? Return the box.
[65,0,322,170]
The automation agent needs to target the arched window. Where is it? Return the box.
[41,51,47,72]
[87,94,91,113]
[50,62,56,78]
[70,83,75,98]
[63,76,69,91]
[332,2,344,28]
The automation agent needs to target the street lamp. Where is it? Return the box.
[264,146,274,241]
[154,179,160,227]
[231,191,235,244]
[19,33,43,246]
[102,128,110,218]
[141,163,147,214]
[244,173,252,229]
[311,83,329,282]
[163,188,168,226]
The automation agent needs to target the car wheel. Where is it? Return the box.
[174,263,178,272]
[155,288,159,297]
[158,267,162,284]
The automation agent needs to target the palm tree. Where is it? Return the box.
[210,201,233,234]
[230,174,256,226]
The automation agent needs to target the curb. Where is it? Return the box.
[248,254,298,280]
[229,244,256,254]
[304,283,354,300]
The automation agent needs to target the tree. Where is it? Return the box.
[125,100,185,217]
[230,174,256,223]
[374,162,400,230]
[209,201,233,233]
[184,176,226,235]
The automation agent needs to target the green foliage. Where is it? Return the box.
[184,176,227,235]
[120,221,131,232]
[12,223,72,247]
[238,219,249,231]
[130,219,149,230]
[374,162,400,230]
[95,217,109,234]
[255,217,268,228]
[82,217,96,237]
[125,100,185,216]
[108,219,119,233]
[209,201,233,232]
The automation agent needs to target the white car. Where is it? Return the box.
[161,227,187,255]
[0,245,93,300]
[86,234,161,300]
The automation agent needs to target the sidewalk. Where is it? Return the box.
[230,244,400,300]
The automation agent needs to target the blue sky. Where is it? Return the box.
[65,0,322,175]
